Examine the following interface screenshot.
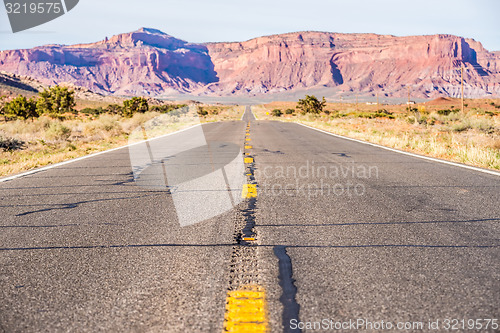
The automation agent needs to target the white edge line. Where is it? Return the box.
[0,123,203,183]
[240,107,245,121]
[250,106,259,120]
[297,122,500,177]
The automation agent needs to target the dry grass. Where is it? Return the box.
[0,105,244,177]
[254,99,500,170]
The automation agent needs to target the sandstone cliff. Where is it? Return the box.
[1,28,498,99]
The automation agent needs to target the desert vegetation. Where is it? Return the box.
[0,87,244,176]
[256,96,500,170]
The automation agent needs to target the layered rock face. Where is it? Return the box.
[0,28,499,98]
[0,28,217,96]
[204,32,500,98]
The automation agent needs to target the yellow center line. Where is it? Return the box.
[223,285,268,333]
[241,184,257,198]
[244,157,254,164]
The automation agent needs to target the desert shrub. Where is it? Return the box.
[285,108,294,115]
[271,109,282,117]
[357,112,395,119]
[437,109,460,116]
[83,114,123,138]
[418,115,428,125]
[197,107,209,116]
[80,107,105,116]
[452,120,471,132]
[0,136,25,151]
[470,118,496,134]
[3,95,39,120]
[150,104,187,113]
[442,112,462,122]
[105,104,123,115]
[377,109,393,115]
[45,122,71,141]
[122,97,149,117]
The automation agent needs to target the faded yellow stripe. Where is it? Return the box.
[244,145,252,149]
[223,285,268,333]
[241,184,257,198]
[245,138,251,141]
[244,157,254,164]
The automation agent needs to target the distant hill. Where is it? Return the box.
[0,72,41,97]
[0,28,499,101]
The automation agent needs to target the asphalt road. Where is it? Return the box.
[1,107,499,332]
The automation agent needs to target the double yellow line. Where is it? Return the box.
[223,121,269,333]
[242,122,256,199]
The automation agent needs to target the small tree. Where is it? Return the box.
[3,95,38,120]
[297,95,326,114]
[122,97,149,117]
[37,86,76,117]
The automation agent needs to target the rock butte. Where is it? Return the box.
[0,27,499,99]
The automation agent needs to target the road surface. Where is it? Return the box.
[1,107,499,332]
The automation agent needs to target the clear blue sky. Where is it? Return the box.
[1,0,499,51]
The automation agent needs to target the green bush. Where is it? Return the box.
[377,109,393,115]
[80,107,104,116]
[150,104,187,113]
[37,86,76,117]
[197,107,209,116]
[271,109,282,117]
[106,104,123,115]
[357,112,395,119]
[122,97,149,117]
[419,116,428,125]
[437,109,459,116]
[285,108,294,115]
[3,95,38,120]
[297,95,326,114]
